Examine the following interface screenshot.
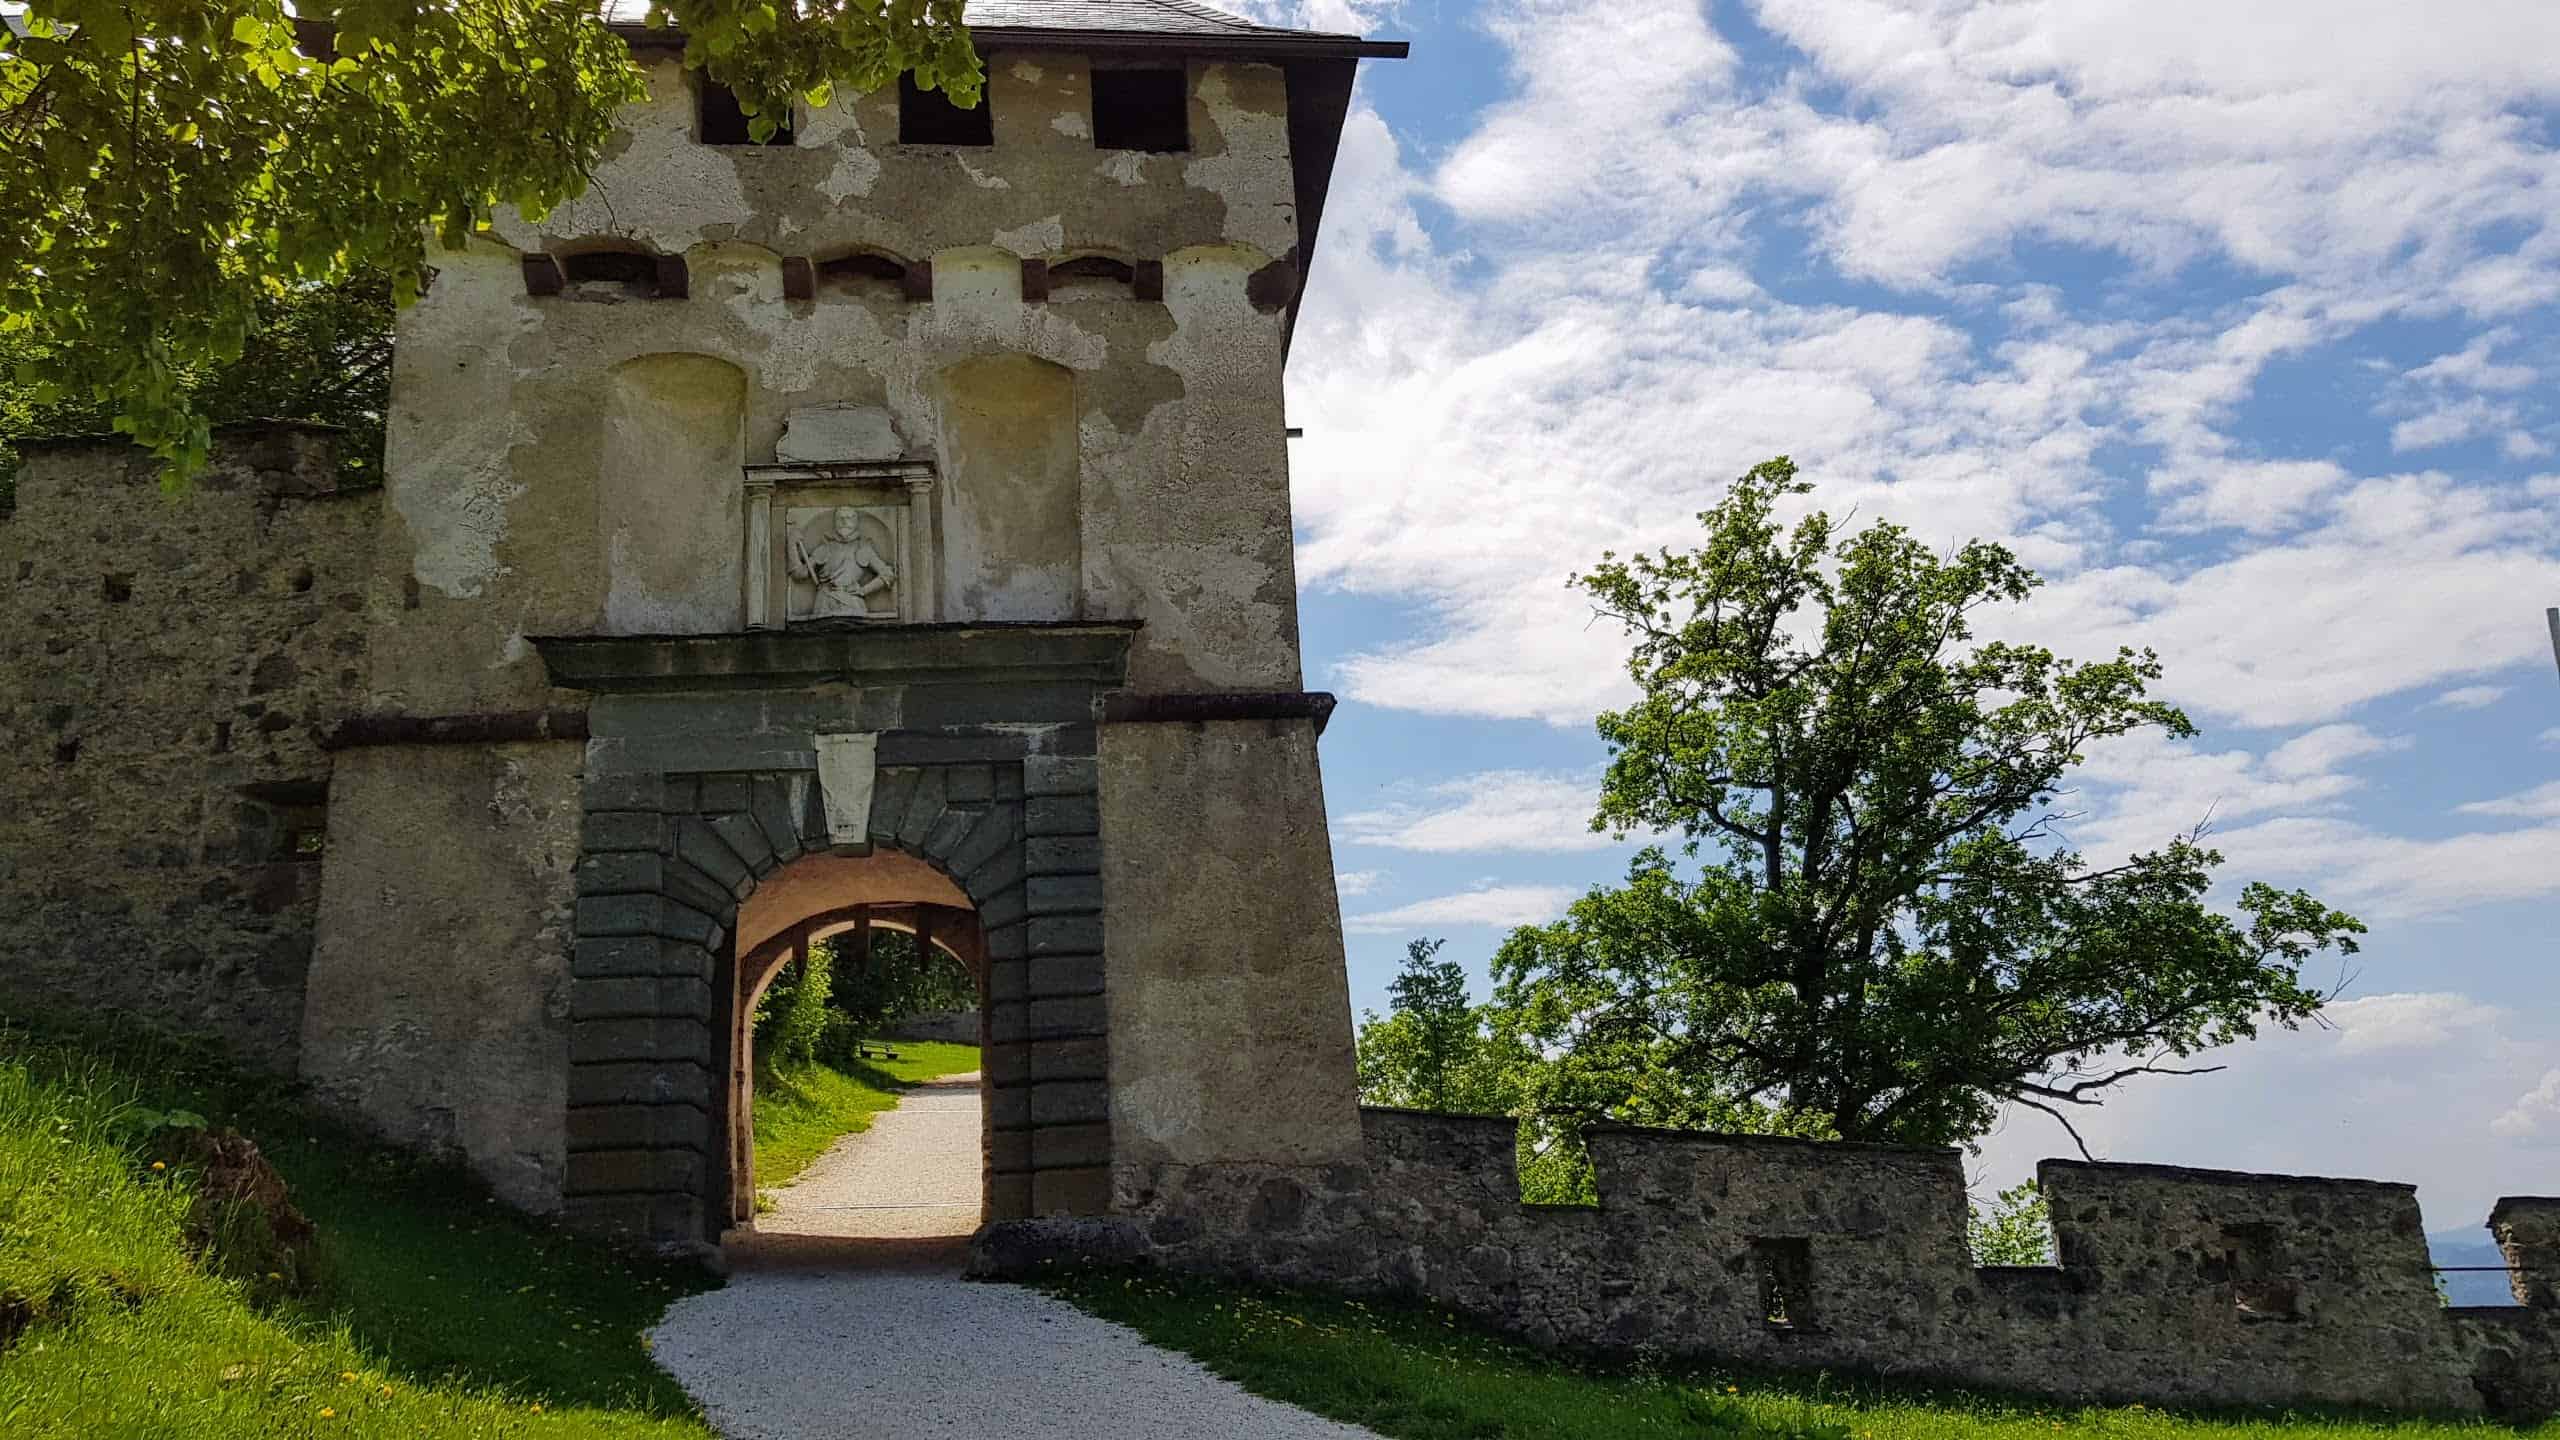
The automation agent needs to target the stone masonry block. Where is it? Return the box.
[1028,995,1107,1038]
[1032,1122,1112,1170]
[566,1148,703,1197]
[896,766,949,851]
[987,959,1029,1005]
[945,804,1022,877]
[571,1017,712,1065]
[697,774,752,814]
[945,765,996,804]
[987,1173,1034,1222]
[1024,835,1101,877]
[569,1060,712,1109]
[749,775,808,866]
[577,852,665,897]
[1023,754,1099,797]
[994,765,1026,801]
[978,885,1027,931]
[660,856,740,919]
[987,1084,1032,1130]
[868,768,920,842]
[573,937,715,982]
[988,1001,1029,1044]
[583,810,672,855]
[921,807,979,864]
[583,772,668,813]
[988,1129,1033,1173]
[676,818,753,898]
[710,811,777,878]
[571,976,714,1021]
[563,1193,702,1244]
[576,895,720,947]
[1024,794,1100,838]
[1029,1081,1109,1127]
[566,1103,710,1153]
[963,845,1026,905]
[1028,953,1105,1000]
[984,923,1028,963]
[983,1041,1031,1086]
[1029,1037,1109,1084]
[1026,874,1104,915]
[1032,1166,1112,1217]
[1029,915,1105,955]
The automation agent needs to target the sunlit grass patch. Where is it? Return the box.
[751,1040,980,1193]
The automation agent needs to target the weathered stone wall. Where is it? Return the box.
[1092,1110,2559,1419]
[884,1008,982,1045]
[0,428,376,1068]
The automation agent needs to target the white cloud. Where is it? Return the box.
[1342,884,1577,935]
[2540,726,2560,749]
[1339,770,1617,853]
[2455,780,2560,820]
[2319,992,2508,1056]
[2492,1069,2560,1143]
[2428,684,2510,710]
[1334,868,1390,898]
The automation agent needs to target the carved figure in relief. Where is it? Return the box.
[790,506,896,619]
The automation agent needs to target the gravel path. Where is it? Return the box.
[651,1072,1383,1440]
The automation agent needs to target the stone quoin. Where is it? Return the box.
[0,0,2548,1418]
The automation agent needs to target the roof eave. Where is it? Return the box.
[609,22,1404,61]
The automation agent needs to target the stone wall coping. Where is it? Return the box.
[1100,689,1337,735]
[2492,1196,2560,1224]
[1585,1119,1960,1161]
[12,417,347,453]
[325,708,592,752]
[530,621,1141,692]
[2039,1156,2418,1194]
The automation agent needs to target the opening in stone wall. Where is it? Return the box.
[1090,67,1189,152]
[2220,1222,2303,1321]
[898,73,992,146]
[698,78,794,146]
[1753,1236,1814,1331]
[717,848,990,1262]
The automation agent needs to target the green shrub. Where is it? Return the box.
[755,942,835,1072]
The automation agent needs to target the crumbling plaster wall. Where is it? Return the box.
[369,52,1304,718]
[0,429,376,1067]
[298,742,584,1212]
[1100,1110,2558,1419]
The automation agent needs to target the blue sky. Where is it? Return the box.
[1251,0,2560,1236]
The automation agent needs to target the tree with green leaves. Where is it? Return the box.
[2,2,974,477]
[1491,457,2363,1156]
[1968,1179,2056,1266]
[826,927,975,1037]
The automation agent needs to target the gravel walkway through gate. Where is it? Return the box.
[650,1072,1384,1440]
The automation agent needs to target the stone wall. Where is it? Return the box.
[885,1008,982,1045]
[0,428,376,1068]
[1082,1109,2559,1419]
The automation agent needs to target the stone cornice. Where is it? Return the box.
[528,621,1140,693]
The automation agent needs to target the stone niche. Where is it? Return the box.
[741,460,940,629]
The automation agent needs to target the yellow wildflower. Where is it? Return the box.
[340,1372,358,1382]
[150,1161,166,1171]
[318,1408,336,1419]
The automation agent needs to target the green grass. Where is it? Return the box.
[0,1016,719,1438]
[1039,1267,2559,1440]
[749,1040,980,1193]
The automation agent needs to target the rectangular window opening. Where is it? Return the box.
[1752,1237,1813,1331]
[1091,68,1189,152]
[699,79,793,146]
[899,73,992,146]
[2221,1223,2302,1321]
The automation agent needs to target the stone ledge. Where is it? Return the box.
[1100,689,1337,737]
[530,622,1140,693]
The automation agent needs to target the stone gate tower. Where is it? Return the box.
[0,0,1405,1253]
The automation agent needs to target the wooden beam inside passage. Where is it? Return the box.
[850,907,873,974]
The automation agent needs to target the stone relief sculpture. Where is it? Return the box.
[788,506,898,620]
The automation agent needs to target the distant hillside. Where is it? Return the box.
[2428,1232,2522,1307]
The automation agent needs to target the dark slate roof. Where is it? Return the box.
[609,0,1400,57]
[965,0,1337,39]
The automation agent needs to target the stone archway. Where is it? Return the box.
[562,750,1109,1251]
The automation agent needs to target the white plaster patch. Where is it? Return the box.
[994,216,1066,257]
[818,145,883,203]
[1098,151,1146,187]
[1010,61,1046,83]
[1184,66,1298,257]
[496,62,754,253]
[779,406,904,463]
[1051,110,1092,140]
[956,153,1012,190]
[393,248,542,600]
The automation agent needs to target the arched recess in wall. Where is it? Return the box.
[811,249,922,302]
[1047,252,1137,302]
[933,354,1081,622]
[598,353,748,634]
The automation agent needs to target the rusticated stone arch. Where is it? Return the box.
[562,751,1108,1250]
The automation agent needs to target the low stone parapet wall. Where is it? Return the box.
[987,1108,2557,1419]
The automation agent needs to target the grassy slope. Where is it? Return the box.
[0,1019,717,1438]
[750,1040,980,1192]
[1042,1268,2559,1440]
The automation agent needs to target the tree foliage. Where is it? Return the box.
[1490,457,2362,1154]
[1967,1179,2056,1266]
[1,268,393,510]
[1,1,970,477]
[826,926,975,1037]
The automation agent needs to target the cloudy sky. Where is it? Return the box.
[1247,0,2560,1236]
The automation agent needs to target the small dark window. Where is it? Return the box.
[900,73,992,146]
[1091,68,1189,152]
[816,253,911,297]
[1051,255,1136,288]
[2220,1223,2301,1321]
[699,79,793,146]
[560,251,665,301]
[1752,1238,1813,1330]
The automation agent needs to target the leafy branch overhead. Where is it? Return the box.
[1357,458,2366,1161]
[0,2,974,478]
